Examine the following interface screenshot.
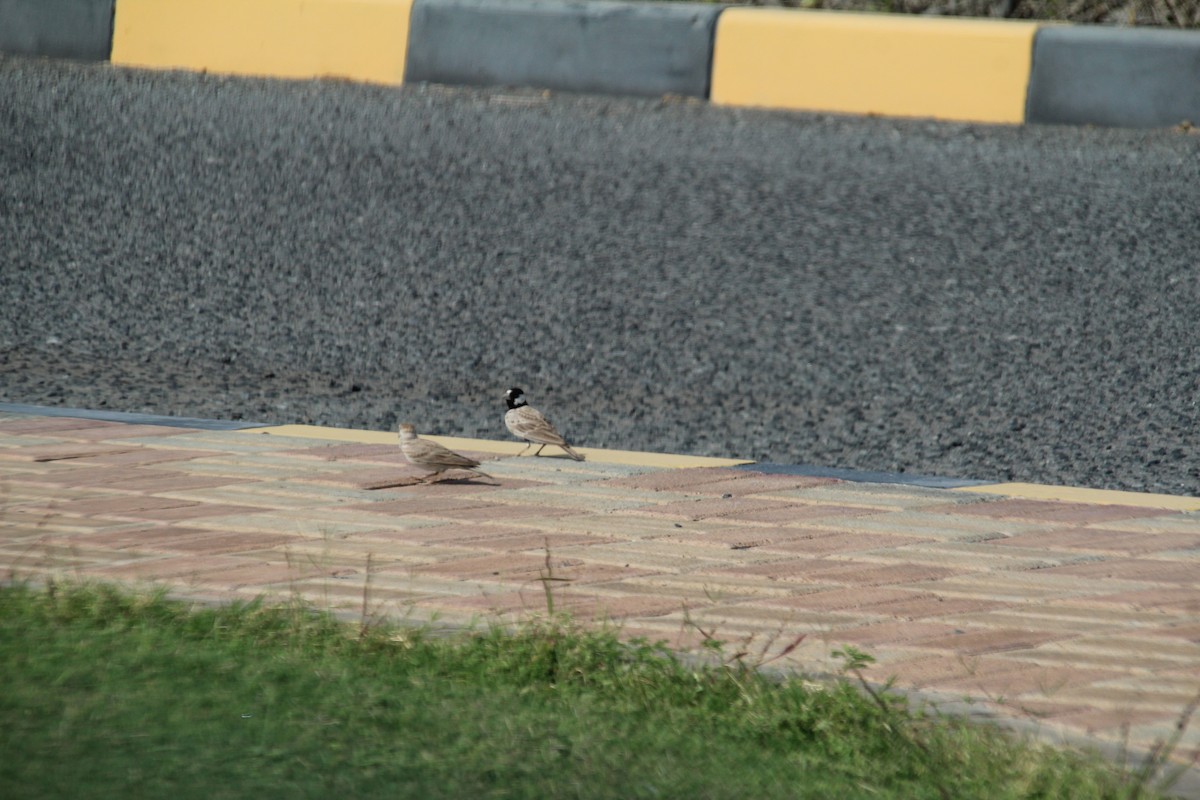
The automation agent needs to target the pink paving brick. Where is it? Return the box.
[600,466,760,492]
[0,443,140,462]
[372,476,551,498]
[66,448,218,467]
[360,525,612,555]
[929,498,1179,525]
[767,531,934,555]
[1081,587,1200,612]
[420,590,684,621]
[656,474,839,497]
[45,526,218,550]
[710,556,849,580]
[84,556,339,590]
[146,531,302,555]
[344,497,497,516]
[915,628,1069,655]
[937,665,1124,697]
[85,554,250,580]
[999,699,1092,719]
[15,466,161,487]
[54,424,194,440]
[856,594,1009,620]
[734,504,890,524]
[410,553,654,585]
[826,620,961,646]
[1139,622,1200,643]
[623,496,806,522]
[31,494,197,518]
[657,527,830,549]
[295,466,430,489]
[800,561,967,586]
[276,443,408,463]
[988,527,1200,556]
[187,560,340,589]
[1042,707,1176,735]
[417,504,578,522]
[877,654,1035,689]
[119,503,269,522]
[467,531,623,552]
[0,510,111,538]
[716,558,964,586]
[353,524,537,546]
[412,552,566,579]
[762,586,933,611]
[0,417,122,434]
[1035,558,1200,584]
[100,473,251,494]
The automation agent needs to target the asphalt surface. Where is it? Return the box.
[2,55,1198,495]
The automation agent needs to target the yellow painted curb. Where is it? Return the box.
[955,482,1200,511]
[711,8,1039,124]
[242,425,753,469]
[111,0,414,84]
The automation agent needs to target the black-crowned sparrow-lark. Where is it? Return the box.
[503,387,584,461]
[399,423,493,482]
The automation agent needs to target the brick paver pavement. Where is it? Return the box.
[2,409,1198,782]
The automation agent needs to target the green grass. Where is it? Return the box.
[0,582,1165,799]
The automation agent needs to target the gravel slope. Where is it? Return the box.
[2,56,1198,494]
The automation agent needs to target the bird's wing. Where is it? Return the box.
[406,438,481,469]
[505,406,568,446]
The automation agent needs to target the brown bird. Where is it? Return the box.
[398,423,493,482]
[503,387,584,461]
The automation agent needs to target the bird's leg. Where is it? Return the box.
[516,443,533,457]
[533,444,546,457]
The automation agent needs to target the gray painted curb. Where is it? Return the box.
[0,402,269,431]
[734,461,991,489]
[0,0,114,62]
[1028,25,1200,128]
[1,401,1000,488]
[405,0,721,98]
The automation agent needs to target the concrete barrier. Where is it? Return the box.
[405,0,719,98]
[710,8,1039,124]
[0,0,114,61]
[1027,26,1200,128]
[110,0,414,84]
[5,0,1200,130]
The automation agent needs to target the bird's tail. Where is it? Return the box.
[561,444,585,462]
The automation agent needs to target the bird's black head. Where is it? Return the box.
[504,387,527,410]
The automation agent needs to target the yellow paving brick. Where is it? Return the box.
[248,425,750,469]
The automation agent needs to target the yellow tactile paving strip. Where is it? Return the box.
[249,424,754,469]
[960,481,1200,512]
[2,410,1198,767]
